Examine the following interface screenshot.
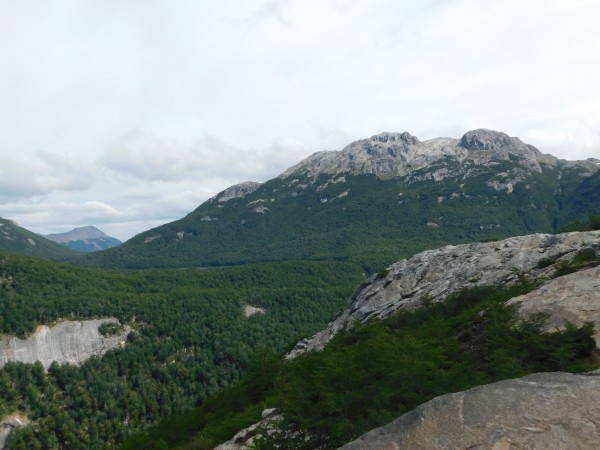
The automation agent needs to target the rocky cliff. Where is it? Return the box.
[509,266,600,343]
[280,129,599,181]
[288,230,600,358]
[338,370,600,450]
[0,318,130,369]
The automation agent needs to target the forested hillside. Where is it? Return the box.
[0,254,364,448]
[0,218,76,262]
[77,131,600,272]
[1,130,599,450]
[124,272,598,449]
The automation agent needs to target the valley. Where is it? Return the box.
[0,129,599,449]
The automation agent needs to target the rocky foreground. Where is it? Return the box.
[339,370,600,450]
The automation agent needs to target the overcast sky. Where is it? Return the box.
[1,0,599,241]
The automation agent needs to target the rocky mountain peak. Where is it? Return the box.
[211,181,262,203]
[279,129,587,181]
[46,226,108,243]
[459,129,521,151]
[458,128,555,171]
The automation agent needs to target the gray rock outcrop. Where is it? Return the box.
[287,230,600,358]
[0,318,130,369]
[280,129,599,181]
[0,414,29,449]
[508,266,600,344]
[213,181,262,203]
[338,370,600,450]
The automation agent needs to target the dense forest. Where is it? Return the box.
[77,163,600,271]
[0,255,364,448]
[2,220,599,449]
[125,269,598,450]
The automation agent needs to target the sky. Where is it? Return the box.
[1,0,599,241]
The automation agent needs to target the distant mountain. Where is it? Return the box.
[45,226,122,252]
[77,129,600,270]
[0,217,76,260]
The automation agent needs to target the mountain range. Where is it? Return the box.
[1,128,599,449]
[0,220,120,259]
[44,226,122,253]
[77,128,600,271]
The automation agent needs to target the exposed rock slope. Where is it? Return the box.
[509,266,600,344]
[280,129,598,180]
[0,318,130,369]
[213,181,262,203]
[77,129,600,270]
[338,370,600,450]
[288,230,600,358]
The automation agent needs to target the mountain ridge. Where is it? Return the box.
[0,217,76,261]
[76,128,600,270]
[279,129,598,181]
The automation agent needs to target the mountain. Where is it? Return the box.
[0,318,130,369]
[77,129,600,271]
[45,226,122,252]
[0,217,76,260]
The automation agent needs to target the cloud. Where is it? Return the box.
[251,0,289,27]
[101,129,312,183]
[523,126,600,161]
[1,0,600,241]
[1,129,315,241]
[0,151,98,201]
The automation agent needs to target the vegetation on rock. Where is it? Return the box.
[125,279,597,450]
[76,162,600,272]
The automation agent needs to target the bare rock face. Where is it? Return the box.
[244,304,266,317]
[508,266,600,344]
[213,181,262,203]
[0,414,29,449]
[287,231,600,359]
[338,370,600,450]
[458,129,554,171]
[279,129,598,181]
[0,318,130,369]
